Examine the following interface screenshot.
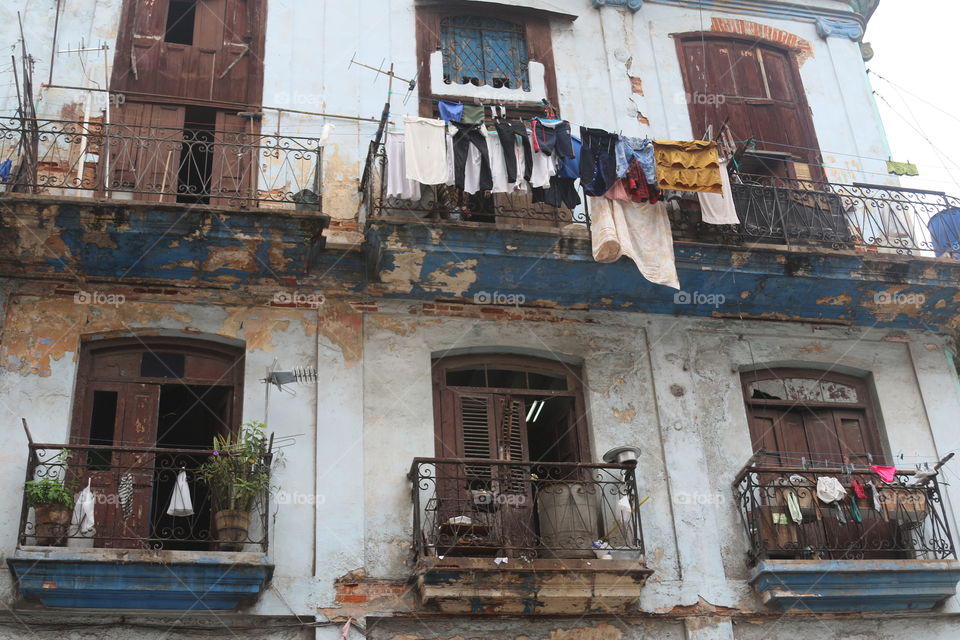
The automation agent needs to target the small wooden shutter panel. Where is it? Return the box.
[496,397,528,493]
[457,393,496,479]
[210,111,256,206]
[108,103,185,202]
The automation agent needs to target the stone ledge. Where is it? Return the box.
[416,556,653,615]
[751,558,960,612]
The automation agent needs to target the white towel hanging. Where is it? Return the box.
[70,478,96,536]
[166,469,195,517]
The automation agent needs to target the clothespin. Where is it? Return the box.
[867,453,873,464]
[801,456,807,470]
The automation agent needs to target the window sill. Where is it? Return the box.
[7,547,273,610]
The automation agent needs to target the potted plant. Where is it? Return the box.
[25,476,74,546]
[198,421,274,551]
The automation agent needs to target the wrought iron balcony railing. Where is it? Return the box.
[363,140,587,228]
[409,457,644,561]
[17,443,270,552]
[672,174,960,256]
[0,116,325,209]
[734,460,956,564]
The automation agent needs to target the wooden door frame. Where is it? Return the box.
[71,336,245,446]
[431,354,590,463]
[673,31,825,179]
[740,367,886,463]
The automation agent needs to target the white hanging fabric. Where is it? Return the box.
[70,478,96,536]
[166,469,195,517]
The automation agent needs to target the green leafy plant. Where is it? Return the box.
[24,477,74,509]
[24,448,74,508]
[198,421,274,512]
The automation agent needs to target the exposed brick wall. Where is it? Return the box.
[710,18,814,64]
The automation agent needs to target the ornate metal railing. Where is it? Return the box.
[409,457,644,561]
[363,140,586,227]
[734,461,956,564]
[671,174,960,256]
[0,116,324,209]
[17,443,270,552]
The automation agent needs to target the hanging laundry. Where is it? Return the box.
[866,480,883,513]
[849,494,863,523]
[870,465,897,483]
[486,134,523,194]
[166,469,195,517]
[653,140,723,194]
[0,158,12,181]
[494,119,533,184]
[614,138,634,179]
[385,132,422,200]
[118,473,134,519]
[697,159,740,224]
[438,100,464,124]
[590,198,680,289]
[460,104,486,124]
[605,160,660,204]
[450,122,492,193]
[70,478,96,536]
[621,136,657,185]
[528,143,557,189]
[886,160,919,176]
[927,207,960,259]
[580,127,620,197]
[851,478,867,499]
[816,476,847,503]
[531,118,575,158]
[785,491,803,525]
[833,502,846,524]
[404,116,448,185]
[533,176,580,209]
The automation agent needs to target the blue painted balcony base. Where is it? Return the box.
[8,547,273,610]
[366,222,960,330]
[750,559,960,612]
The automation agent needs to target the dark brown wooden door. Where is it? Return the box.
[742,370,900,559]
[113,0,265,105]
[677,35,824,179]
[108,102,186,201]
[209,111,255,206]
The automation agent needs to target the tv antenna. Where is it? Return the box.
[350,54,417,194]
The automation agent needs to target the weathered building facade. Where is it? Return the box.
[2,1,960,639]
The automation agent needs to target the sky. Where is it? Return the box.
[865,1,960,195]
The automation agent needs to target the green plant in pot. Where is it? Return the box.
[198,421,273,551]
[25,451,74,546]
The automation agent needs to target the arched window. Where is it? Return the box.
[68,336,245,549]
[432,354,589,463]
[440,16,531,90]
[741,368,885,467]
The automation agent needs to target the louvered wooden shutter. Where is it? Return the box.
[497,398,528,493]
[456,394,495,480]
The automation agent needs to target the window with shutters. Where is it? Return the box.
[433,356,590,467]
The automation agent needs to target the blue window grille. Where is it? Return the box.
[440,16,531,91]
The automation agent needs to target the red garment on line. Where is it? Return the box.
[870,465,897,483]
[851,478,867,499]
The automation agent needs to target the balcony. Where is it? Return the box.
[364,146,960,330]
[409,458,651,614]
[7,443,273,610]
[734,458,960,611]
[671,175,960,256]
[0,116,325,210]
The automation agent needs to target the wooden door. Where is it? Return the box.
[743,370,898,559]
[108,102,185,201]
[74,382,160,548]
[209,111,256,207]
[677,35,824,180]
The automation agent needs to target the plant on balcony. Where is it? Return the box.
[24,449,74,546]
[198,421,274,551]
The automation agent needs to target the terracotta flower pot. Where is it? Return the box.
[34,504,71,546]
[214,509,252,551]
